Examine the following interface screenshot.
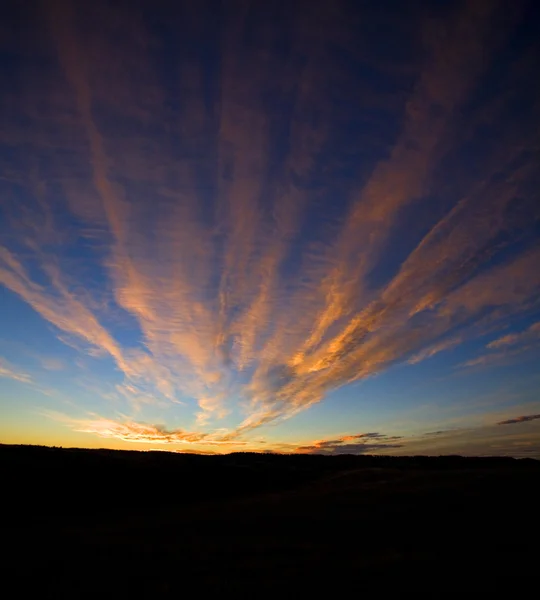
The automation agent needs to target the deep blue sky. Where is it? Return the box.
[1,0,539,456]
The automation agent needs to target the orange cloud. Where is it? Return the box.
[73,418,206,444]
[45,412,255,451]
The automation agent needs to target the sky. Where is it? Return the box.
[1,0,539,458]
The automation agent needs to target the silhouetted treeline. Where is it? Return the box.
[2,444,539,597]
[1,443,537,520]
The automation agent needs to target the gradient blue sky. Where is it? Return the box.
[1,0,539,457]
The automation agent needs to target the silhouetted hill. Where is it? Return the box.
[2,444,539,597]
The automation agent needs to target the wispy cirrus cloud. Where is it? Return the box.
[0,357,32,384]
[0,246,176,404]
[488,322,540,349]
[1,0,539,448]
[461,321,540,369]
[0,247,127,371]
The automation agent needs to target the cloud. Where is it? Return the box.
[294,432,404,455]
[488,322,540,349]
[497,414,540,426]
[148,448,219,455]
[285,0,520,364]
[392,423,540,459]
[0,357,58,398]
[461,321,540,369]
[408,337,463,364]
[39,357,65,371]
[73,418,206,444]
[0,247,129,373]
[1,0,538,445]
[0,246,176,403]
[0,358,32,384]
[47,412,246,447]
[196,395,230,426]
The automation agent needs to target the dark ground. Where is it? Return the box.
[2,444,539,597]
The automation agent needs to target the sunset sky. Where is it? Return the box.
[1,0,539,457]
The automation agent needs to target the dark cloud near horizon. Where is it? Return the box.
[295,432,404,454]
[497,414,540,425]
[299,442,404,455]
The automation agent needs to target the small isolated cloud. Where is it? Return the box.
[39,357,65,371]
[497,414,540,426]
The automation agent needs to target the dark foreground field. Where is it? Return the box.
[2,444,539,597]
